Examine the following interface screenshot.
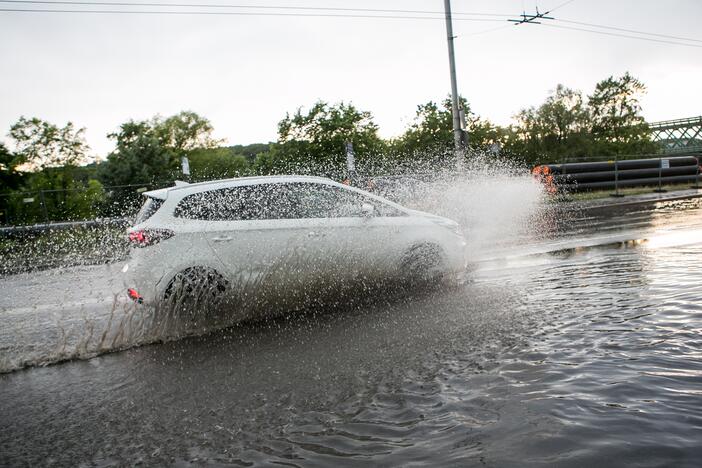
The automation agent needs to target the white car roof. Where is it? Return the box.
[142,175,342,200]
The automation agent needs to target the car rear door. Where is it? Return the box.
[200,183,330,307]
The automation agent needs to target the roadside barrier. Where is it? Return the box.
[0,218,129,238]
[533,155,701,194]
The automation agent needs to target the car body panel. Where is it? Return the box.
[123,175,467,309]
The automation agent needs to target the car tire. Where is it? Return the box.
[162,266,228,308]
[400,243,446,285]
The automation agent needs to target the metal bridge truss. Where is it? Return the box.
[649,116,702,154]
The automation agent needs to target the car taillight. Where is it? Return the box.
[128,229,174,247]
[127,288,143,303]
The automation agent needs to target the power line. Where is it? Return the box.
[546,0,577,14]
[461,24,511,37]
[3,0,701,49]
[502,0,702,49]
[0,0,513,17]
[541,23,702,49]
[0,7,507,21]
[557,18,702,44]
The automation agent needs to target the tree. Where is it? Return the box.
[187,148,250,180]
[98,111,220,187]
[588,72,657,155]
[8,117,90,170]
[507,85,591,164]
[275,101,386,176]
[227,143,273,162]
[393,96,505,165]
[65,179,105,220]
[0,143,24,224]
[98,129,174,187]
[7,167,106,223]
[396,100,453,155]
[0,143,23,191]
[505,75,658,164]
[155,111,222,154]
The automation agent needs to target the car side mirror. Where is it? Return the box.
[361,203,375,217]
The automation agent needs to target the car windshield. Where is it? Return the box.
[134,196,163,224]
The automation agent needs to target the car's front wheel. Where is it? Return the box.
[399,243,446,285]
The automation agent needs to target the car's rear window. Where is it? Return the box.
[134,196,163,224]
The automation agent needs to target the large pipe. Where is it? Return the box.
[573,174,699,190]
[553,165,699,184]
[533,155,701,192]
[544,156,699,175]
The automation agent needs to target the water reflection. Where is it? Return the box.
[1,197,702,466]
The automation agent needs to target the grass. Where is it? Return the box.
[555,182,701,203]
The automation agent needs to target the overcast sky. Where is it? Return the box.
[1,0,701,158]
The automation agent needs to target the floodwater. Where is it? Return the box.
[2,194,702,466]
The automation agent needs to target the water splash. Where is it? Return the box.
[0,151,550,372]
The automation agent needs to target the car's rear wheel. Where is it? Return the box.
[162,266,228,309]
[400,243,446,285]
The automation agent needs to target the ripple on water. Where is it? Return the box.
[2,200,702,466]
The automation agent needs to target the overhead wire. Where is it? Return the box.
[556,18,702,44]
[1,0,701,49]
[462,0,575,38]
[0,0,512,17]
[545,0,577,14]
[0,7,506,21]
[541,23,702,49]
[496,0,702,49]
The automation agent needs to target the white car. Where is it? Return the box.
[123,175,466,313]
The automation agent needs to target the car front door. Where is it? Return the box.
[285,182,412,287]
[199,183,332,309]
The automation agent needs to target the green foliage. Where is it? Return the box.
[0,143,24,191]
[98,111,220,187]
[1,72,667,224]
[588,72,657,155]
[98,130,174,187]
[396,100,454,155]
[505,73,657,164]
[4,167,106,224]
[8,117,89,170]
[505,85,592,164]
[187,147,250,180]
[275,101,386,176]
[227,143,273,162]
[391,97,507,166]
[155,111,222,153]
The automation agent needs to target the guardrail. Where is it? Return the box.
[0,218,130,238]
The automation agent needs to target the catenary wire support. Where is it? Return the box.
[507,5,554,25]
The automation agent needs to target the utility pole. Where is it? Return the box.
[443,0,466,166]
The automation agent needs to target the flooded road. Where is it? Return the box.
[2,197,702,466]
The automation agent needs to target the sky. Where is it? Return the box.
[1,0,701,159]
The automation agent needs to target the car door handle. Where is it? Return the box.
[212,236,233,242]
[307,231,324,238]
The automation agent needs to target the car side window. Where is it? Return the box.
[174,184,296,221]
[287,183,405,218]
[174,190,219,220]
[174,182,406,221]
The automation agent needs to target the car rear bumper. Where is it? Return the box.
[121,256,168,306]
